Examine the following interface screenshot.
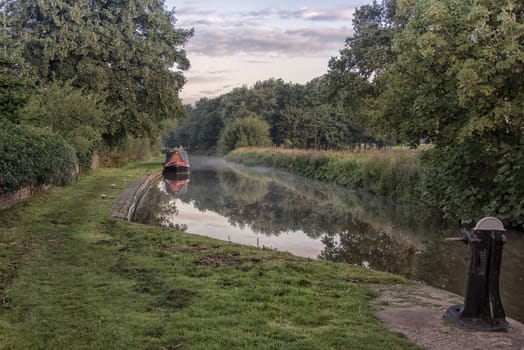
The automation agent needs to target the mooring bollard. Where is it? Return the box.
[444,217,509,331]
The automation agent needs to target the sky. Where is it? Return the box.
[164,0,374,104]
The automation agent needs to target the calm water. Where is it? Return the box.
[132,155,524,323]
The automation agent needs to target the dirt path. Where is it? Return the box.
[370,283,524,349]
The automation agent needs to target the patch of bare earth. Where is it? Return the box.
[370,283,524,350]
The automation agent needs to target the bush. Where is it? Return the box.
[421,141,524,227]
[217,117,272,154]
[21,81,106,169]
[0,123,78,194]
[98,136,154,166]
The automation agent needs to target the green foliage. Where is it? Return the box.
[218,118,272,154]
[372,0,524,225]
[162,131,177,149]
[98,135,154,166]
[21,81,107,168]
[6,0,192,143]
[0,8,32,124]
[0,54,30,123]
[421,142,524,226]
[176,98,224,151]
[489,144,524,226]
[159,118,180,149]
[181,77,378,153]
[0,122,77,194]
[328,0,405,138]
[226,148,422,202]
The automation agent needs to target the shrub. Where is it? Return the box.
[21,81,106,169]
[217,117,272,154]
[98,136,154,166]
[0,123,77,194]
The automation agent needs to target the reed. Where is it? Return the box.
[226,147,423,202]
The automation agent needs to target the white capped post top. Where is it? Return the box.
[473,217,505,231]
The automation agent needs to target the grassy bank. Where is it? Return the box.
[0,158,418,349]
[225,147,423,203]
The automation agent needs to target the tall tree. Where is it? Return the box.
[378,0,524,224]
[6,0,193,143]
[175,98,224,151]
[328,0,405,137]
[217,117,272,154]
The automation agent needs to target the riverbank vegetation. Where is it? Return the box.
[225,146,523,228]
[226,148,422,203]
[0,159,418,349]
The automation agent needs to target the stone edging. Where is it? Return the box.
[111,173,162,220]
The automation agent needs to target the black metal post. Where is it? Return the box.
[444,217,509,331]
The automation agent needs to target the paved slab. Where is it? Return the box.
[370,283,524,350]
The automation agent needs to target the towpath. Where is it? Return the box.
[371,283,524,349]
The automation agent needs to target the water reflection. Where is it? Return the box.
[163,169,190,196]
[132,156,524,323]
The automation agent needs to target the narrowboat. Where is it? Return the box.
[164,148,190,172]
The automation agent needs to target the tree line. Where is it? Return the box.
[172,78,381,154]
[0,0,191,194]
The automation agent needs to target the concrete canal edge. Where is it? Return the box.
[111,173,162,220]
[370,283,524,349]
[111,175,524,349]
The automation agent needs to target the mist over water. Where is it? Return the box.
[132,155,524,323]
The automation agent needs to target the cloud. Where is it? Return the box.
[247,7,355,22]
[176,7,215,17]
[176,6,356,29]
[177,15,264,29]
[198,84,241,96]
[200,89,224,95]
[187,26,352,56]
[245,7,280,18]
[293,8,356,21]
[246,59,272,64]
[189,18,226,26]
[186,75,225,84]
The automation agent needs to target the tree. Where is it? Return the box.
[217,117,272,154]
[328,0,406,137]
[0,2,31,124]
[175,98,224,151]
[377,0,524,225]
[6,0,192,144]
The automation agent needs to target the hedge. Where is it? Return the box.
[0,123,78,194]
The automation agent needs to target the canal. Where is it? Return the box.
[132,155,524,323]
